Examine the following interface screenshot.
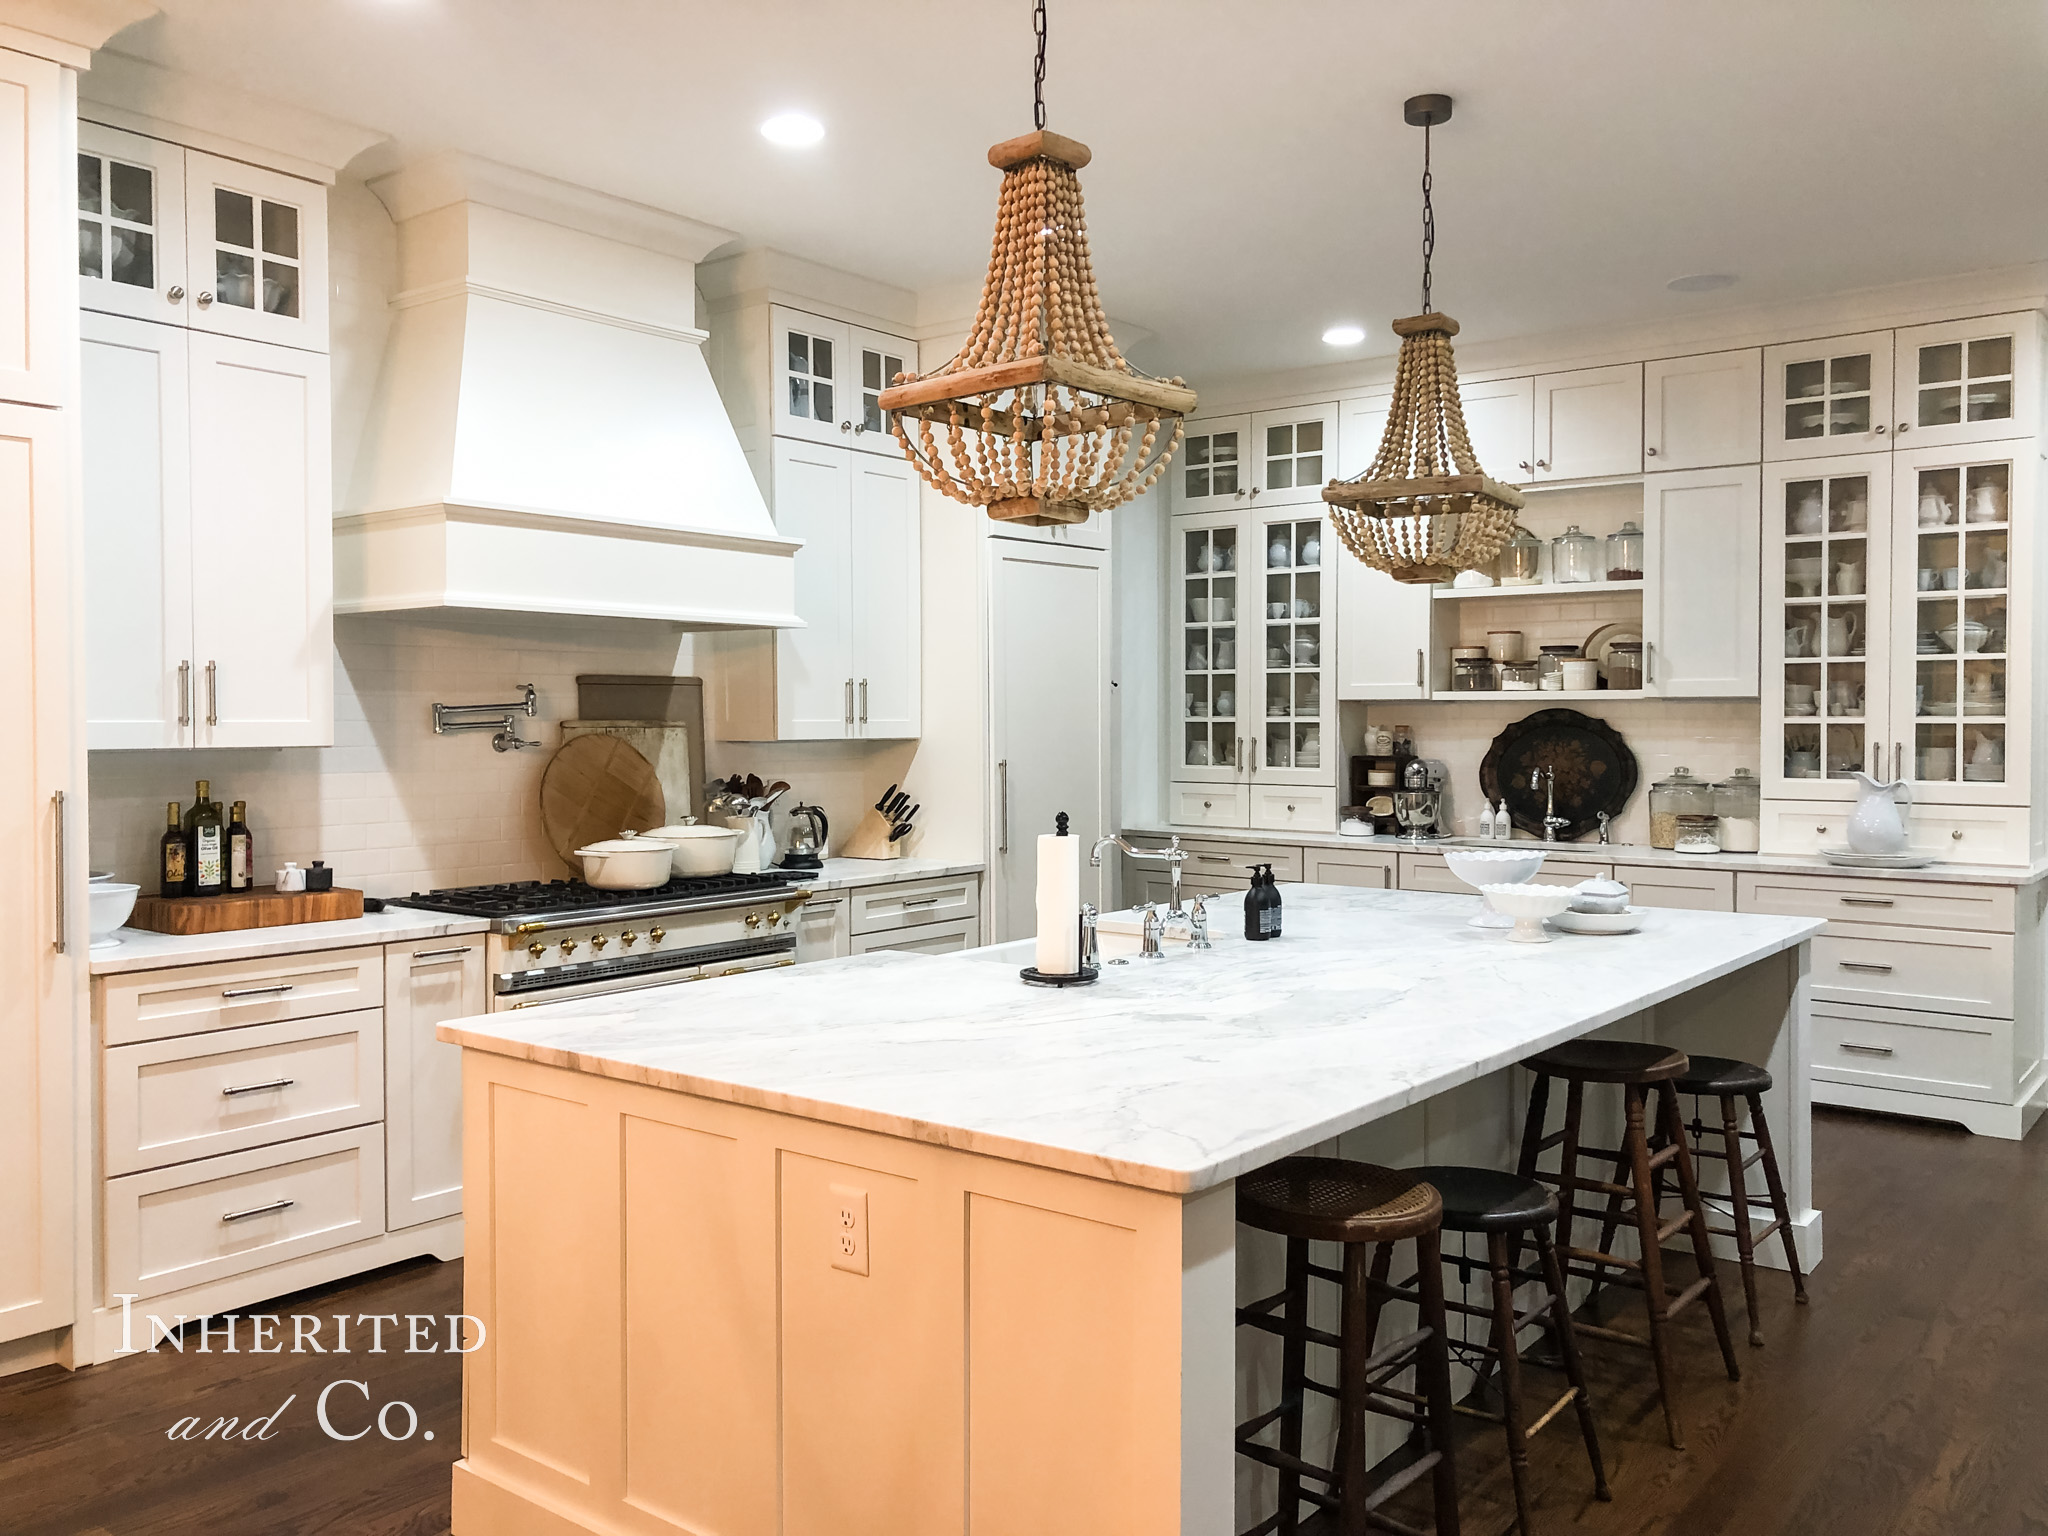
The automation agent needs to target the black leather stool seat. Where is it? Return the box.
[1408,1165,1557,1233]
[1523,1038,1689,1083]
[1673,1053,1773,1096]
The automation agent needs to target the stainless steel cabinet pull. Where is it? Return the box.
[859,678,868,726]
[844,678,854,726]
[1840,1042,1895,1057]
[902,896,940,908]
[178,660,192,727]
[1518,460,1532,473]
[222,1199,294,1222]
[205,660,218,726]
[222,1077,294,1096]
[1645,641,1655,685]
[1840,896,1894,907]
[1874,423,1888,435]
[1536,459,1550,471]
[1415,648,1424,687]
[1896,422,1910,434]
[997,759,1010,854]
[1236,736,1245,771]
[50,791,66,955]
[220,983,295,998]
[1195,854,1231,864]
[1838,960,1893,974]
[1895,741,1904,781]
[1250,739,1259,773]
[411,946,474,960]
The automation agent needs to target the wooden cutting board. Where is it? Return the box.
[128,885,366,935]
[539,733,667,869]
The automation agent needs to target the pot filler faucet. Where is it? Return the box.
[1531,766,1570,842]
[1091,833,1189,917]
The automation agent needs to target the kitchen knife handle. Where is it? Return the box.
[997,759,1010,854]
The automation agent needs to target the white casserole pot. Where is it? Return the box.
[642,823,741,877]
[1569,876,1632,914]
[573,837,675,889]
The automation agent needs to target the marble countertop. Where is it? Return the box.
[791,856,985,894]
[1122,824,2048,887]
[89,909,492,976]
[440,885,1821,1195]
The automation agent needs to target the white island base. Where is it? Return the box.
[438,887,1819,1536]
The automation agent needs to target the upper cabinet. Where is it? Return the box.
[770,303,917,456]
[1640,464,1761,696]
[0,46,69,406]
[79,124,328,352]
[1458,375,1534,481]
[1531,363,1642,481]
[1174,404,1336,514]
[1643,349,1762,470]
[1764,330,1894,459]
[1333,388,1431,701]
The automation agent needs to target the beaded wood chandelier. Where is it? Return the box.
[877,1,1196,527]
[1324,95,1524,585]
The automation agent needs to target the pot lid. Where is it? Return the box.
[1575,876,1630,898]
[646,823,734,838]
[576,837,663,855]
[1652,765,1704,789]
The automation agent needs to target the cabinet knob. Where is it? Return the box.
[1518,460,1532,472]
[839,420,852,433]
[1536,459,1550,471]
[1645,445,1658,456]
[1953,829,1965,840]
[196,290,214,308]
[1875,424,1888,435]
[1203,800,1213,809]
[1897,423,1910,433]
[166,285,185,304]
[852,422,866,435]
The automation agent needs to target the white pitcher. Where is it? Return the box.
[1847,771,1911,856]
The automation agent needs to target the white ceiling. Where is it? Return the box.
[106,1,2048,380]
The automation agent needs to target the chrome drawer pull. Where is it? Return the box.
[1195,853,1231,864]
[411,945,474,960]
[1840,896,1895,907]
[1838,961,1894,974]
[901,896,941,908]
[1840,1042,1895,1057]
[222,1077,294,1096]
[221,983,295,998]
[222,1199,295,1223]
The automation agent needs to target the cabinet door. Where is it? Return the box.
[1642,465,1760,697]
[1764,330,1894,460]
[794,895,849,963]
[1252,511,1333,786]
[770,304,853,447]
[1334,557,1431,700]
[384,939,484,1228]
[0,46,68,406]
[1249,404,1335,507]
[1889,442,2031,805]
[184,150,327,350]
[1644,349,1761,470]
[1458,376,1535,483]
[1173,510,1247,784]
[770,437,855,737]
[1764,454,1893,800]
[1533,363,1642,481]
[849,451,920,737]
[77,122,186,323]
[83,311,193,749]
[1175,414,1251,516]
[187,334,333,747]
[849,324,918,456]
[1892,315,2039,452]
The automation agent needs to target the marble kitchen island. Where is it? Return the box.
[437,886,1822,1536]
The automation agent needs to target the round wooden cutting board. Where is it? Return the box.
[539,734,667,870]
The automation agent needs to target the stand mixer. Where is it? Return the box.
[1395,758,1451,839]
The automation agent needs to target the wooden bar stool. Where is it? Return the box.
[1236,1156,1462,1536]
[1515,1040,1740,1450]
[1397,1166,1610,1535]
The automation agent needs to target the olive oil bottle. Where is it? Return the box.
[158,801,190,897]
[227,800,253,892]
[188,781,226,897]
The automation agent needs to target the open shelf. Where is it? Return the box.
[1433,579,1644,602]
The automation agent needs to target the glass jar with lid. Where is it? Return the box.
[1536,644,1580,690]
[1606,641,1644,690]
[1499,659,1541,692]
[1674,813,1722,854]
[1606,520,1644,581]
[1552,525,1599,584]
[1452,656,1499,692]
[1497,526,1543,586]
[1649,766,1716,849]
[1715,768,1762,852]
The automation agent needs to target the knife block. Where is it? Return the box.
[839,807,903,860]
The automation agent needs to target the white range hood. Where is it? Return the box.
[336,153,802,627]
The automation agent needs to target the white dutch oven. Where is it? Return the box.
[572,837,675,889]
[642,824,741,877]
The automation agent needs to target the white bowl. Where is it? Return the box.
[641,823,741,876]
[1477,882,1574,943]
[572,837,675,889]
[1550,907,1648,936]
[88,881,140,949]
[1442,847,1546,929]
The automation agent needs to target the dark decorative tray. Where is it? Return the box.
[1479,709,1639,842]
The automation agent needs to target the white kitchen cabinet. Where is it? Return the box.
[1532,363,1642,481]
[384,939,484,1230]
[1458,375,1535,483]
[1764,330,1895,460]
[710,436,921,740]
[1643,349,1761,470]
[769,303,917,457]
[1334,388,1432,700]
[77,122,187,324]
[1641,464,1760,696]
[794,893,850,963]
[0,46,69,406]
[181,148,327,350]
[1176,413,1250,515]
[1890,314,2040,453]
[1304,848,1397,888]
[850,918,977,956]
[1175,405,1336,514]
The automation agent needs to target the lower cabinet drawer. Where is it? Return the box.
[850,917,978,956]
[849,874,980,935]
[1167,782,1249,829]
[100,946,386,1046]
[103,1009,385,1176]
[1812,924,2013,1018]
[1737,871,2015,933]
[1135,836,1305,883]
[1615,864,1735,912]
[1759,799,2031,865]
[1305,849,1397,889]
[104,1125,386,1303]
[1248,785,1337,834]
[1811,1004,2009,1102]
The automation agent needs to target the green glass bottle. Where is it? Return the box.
[188,782,225,897]
[159,801,190,898]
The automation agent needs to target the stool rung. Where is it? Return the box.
[1238,1512,1285,1536]
[1359,1324,1434,1377]
[1571,1319,1654,1349]
[1305,1261,1345,1286]
[1541,1173,1636,1199]
[1238,1310,1343,1353]
[1562,1242,1641,1272]
[1235,1403,1287,1440]
[1665,1274,1714,1318]
[1688,1144,1767,1172]
[1523,1385,1582,1438]
[1365,1512,1433,1536]
[1656,1210,1694,1244]
[1361,1450,1445,1513]
[1534,1129,1567,1152]
[1239,1288,1289,1317]
[1454,1400,1505,1426]
[1356,1398,1430,1429]
[1302,1375,1342,1400]
[1705,1216,1783,1243]
[1235,1438,1340,1489]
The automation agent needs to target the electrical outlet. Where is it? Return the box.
[829,1183,869,1276]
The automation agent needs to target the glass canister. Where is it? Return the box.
[1498,526,1543,585]
[1499,659,1541,692]
[1674,813,1722,854]
[1552,525,1599,584]
[1605,641,1643,690]
[1715,768,1762,852]
[1536,644,1580,690]
[1606,520,1645,581]
[1452,656,1499,692]
[1648,766,1715,850]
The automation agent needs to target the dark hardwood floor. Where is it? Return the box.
[2,1107,2044,1535]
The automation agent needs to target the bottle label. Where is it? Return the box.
[1260,903,1279,936]
[196,825,223,888]
[230,834,249,885]
[164,842,187,882]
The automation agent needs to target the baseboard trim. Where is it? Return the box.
[1814,1068,2046,1142]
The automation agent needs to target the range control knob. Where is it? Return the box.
[767,911,782,927]
[619,931,639,948]
[648,927,666,944]
[527,941,546,960]
[560,938,579,956]
[590,934,609,952]
[745,912,763,929]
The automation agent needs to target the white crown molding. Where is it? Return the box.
[369,151,736,265]
[696,246,918,331]
[0,0,154,66]
[78,50,385,183]
[388,278,710,347]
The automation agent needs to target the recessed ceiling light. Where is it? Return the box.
[1322,324,1366,347]
[760,112,825,149]
[1667,273,1737,293]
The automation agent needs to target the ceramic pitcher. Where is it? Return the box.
[1847,771,1911,856]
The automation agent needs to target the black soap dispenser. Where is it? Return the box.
[1262,865,1283,939]
[1243,865,1265,941]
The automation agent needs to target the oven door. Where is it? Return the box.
[490,941,795,1011]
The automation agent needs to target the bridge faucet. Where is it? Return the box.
[1531,766,1569,842]
[1091,833,1189,915]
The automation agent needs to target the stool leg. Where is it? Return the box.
[1535,1224,1609,1502]
[1277,1235,1310,1532]
[1717,1093,1765,1347]
[1413,1227,1464,1536]
[1553,1078,1587,1287]
[1486,1230,1535,1536]
[1625,1082,1687,1449]
[1749,1091,1809,1304]
[1658,1082,1741,1385]
[1337,1241,1374,1536]
[1586,1146,1630,1311]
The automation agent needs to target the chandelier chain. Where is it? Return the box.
[1420,121,1435,314]
[1032,0,1048,130]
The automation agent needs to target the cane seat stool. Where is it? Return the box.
[1392,1166,1609,1535]
[1235,1156,1462,1536]
[1515,1040,1741,1450]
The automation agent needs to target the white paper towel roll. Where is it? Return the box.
[1034,829,1081,975]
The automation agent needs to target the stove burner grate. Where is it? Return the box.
[394,872,795,920]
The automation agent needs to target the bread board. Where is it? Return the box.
[128,885,366,935]
[539,733,666,869]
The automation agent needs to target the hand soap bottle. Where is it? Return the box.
[1261,865,1284,939]
[1244,865,1267,941]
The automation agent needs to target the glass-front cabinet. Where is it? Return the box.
[1764,331,1895,460]
[769,304,919,456]
[181,150,327,348]
[1176,405,1336,516]
[78,123,186,322]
